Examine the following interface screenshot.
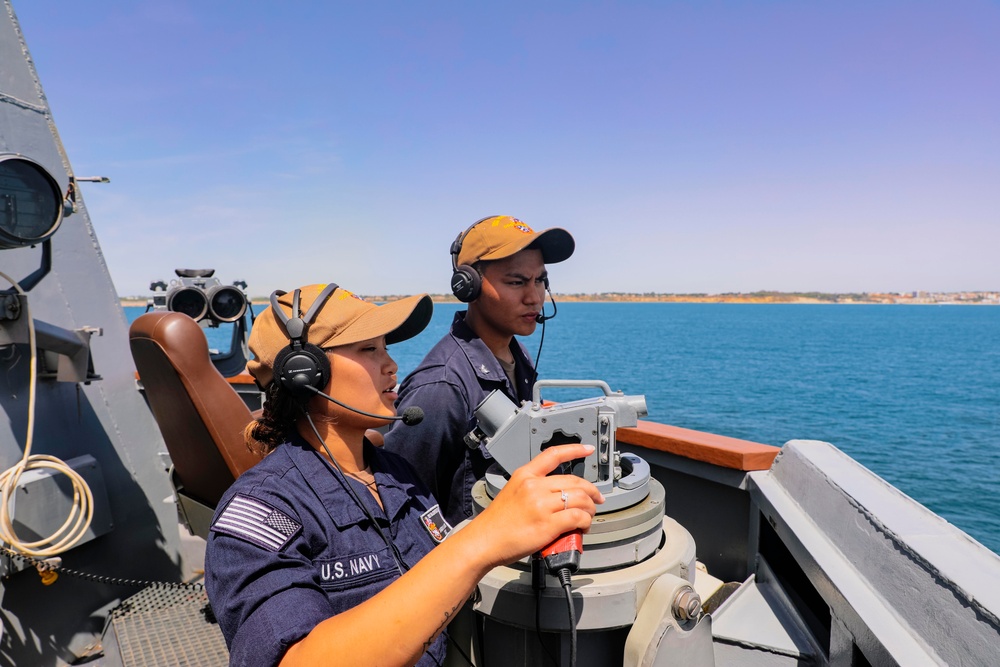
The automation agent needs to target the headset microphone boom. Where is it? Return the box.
[304,384,424,426]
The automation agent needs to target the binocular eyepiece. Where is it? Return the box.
[167,283,246,322]
[150,269,248,325]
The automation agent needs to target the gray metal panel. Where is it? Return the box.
[1,2,184,664]
[710,560,823,664]
[0,4,49,123]
[750,440,1000,666]
[5,455,113,569]
[712,643,801,667]
[625,443,754,584]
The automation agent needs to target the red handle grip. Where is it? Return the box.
[540,529,583,573]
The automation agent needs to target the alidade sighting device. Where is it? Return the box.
[467,379,652,513]
[467,380,668,571]
[460,380,714,666]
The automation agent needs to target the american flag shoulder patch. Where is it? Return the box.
[211,493,302,552]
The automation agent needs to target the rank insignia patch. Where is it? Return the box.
[419,505,453,543]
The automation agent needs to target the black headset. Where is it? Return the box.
[269,283,339,398]
[450,215,556,306]
[449,216,496,302]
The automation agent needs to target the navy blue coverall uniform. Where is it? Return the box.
[205,436,450,667]
[384,311,536,527]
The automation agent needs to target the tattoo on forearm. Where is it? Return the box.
[422,601,462,652]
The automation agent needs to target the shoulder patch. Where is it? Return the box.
[419,505,453,544]
[211,493,302,552]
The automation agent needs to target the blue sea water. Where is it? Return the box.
[125,302,1000,555]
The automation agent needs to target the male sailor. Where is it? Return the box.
[384,215,574,526]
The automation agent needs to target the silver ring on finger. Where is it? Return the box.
[561,489,568,511]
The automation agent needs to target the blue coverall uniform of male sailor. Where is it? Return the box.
[385,312,536,525]
[385,216,575,527]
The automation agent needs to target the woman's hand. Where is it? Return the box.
[463,443,604,569]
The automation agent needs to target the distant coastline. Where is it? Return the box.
[120,290,1000,307]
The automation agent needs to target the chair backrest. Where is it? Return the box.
[129,311,261,508]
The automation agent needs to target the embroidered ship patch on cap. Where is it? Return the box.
[211,493,302,552]
[419,505,452,543]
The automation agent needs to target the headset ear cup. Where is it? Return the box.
[451,264,481,302]
[273,343,331,398]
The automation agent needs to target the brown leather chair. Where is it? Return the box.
[129,311,261,537]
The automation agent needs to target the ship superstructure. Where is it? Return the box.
[1,2,998,665]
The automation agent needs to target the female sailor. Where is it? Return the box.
[205,282,602,667]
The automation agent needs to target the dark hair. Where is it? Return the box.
[244,381,303,456]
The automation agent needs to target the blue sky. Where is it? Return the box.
[13,1,1000,297]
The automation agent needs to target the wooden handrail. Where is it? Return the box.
[618,420,779,471]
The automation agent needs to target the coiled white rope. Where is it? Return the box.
[0,269,94,558]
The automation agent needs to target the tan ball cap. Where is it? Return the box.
[247,283,433,389]
[456,215,575,266]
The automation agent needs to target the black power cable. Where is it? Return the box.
[531,554,578,667]
[533,579,560,666]
[556,566,578,667]
[0,544,204,590]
